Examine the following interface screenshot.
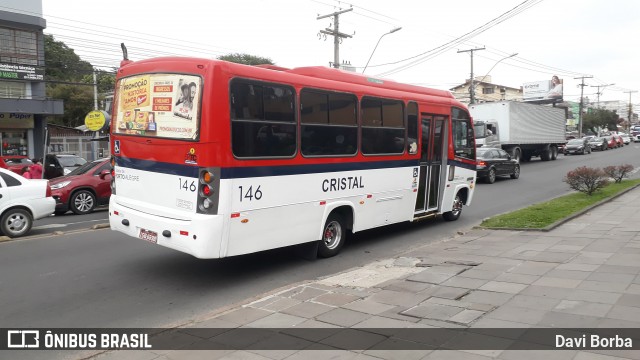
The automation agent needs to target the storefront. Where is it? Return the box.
[0,112,35,156]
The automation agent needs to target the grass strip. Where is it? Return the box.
[480,179,640,229]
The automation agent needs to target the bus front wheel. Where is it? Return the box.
[443,193,463,221]
[318,213,346,258]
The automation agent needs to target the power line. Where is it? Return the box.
[372,0,543,77]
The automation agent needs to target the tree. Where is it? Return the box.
[45,35,115,126]
[582,108,619,135]
[217,53,274,66]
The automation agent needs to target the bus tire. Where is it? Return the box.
[318,213,346,258]
[443,193,463,221]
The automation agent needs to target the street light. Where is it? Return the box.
[473,53,518,102]
[589,83,615,108]
[362,27,402,74]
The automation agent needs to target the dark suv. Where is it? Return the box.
[44,154,87,180]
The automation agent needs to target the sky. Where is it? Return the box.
[18,1,640,107]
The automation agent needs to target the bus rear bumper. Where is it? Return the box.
[109,197,224,259]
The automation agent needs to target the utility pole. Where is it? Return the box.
[317,8,353,69]
[624,90,637,131]
[575,75,593,136]
[589,83,614,108]
[458,47,485,104]
[93,69,99,110]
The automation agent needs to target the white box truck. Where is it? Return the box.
[469,101,566,162]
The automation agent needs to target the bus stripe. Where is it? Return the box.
[115,157,476,176]
[115,157,420,178]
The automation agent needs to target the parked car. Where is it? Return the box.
[588,137,608,151]
[476,147,520,184]
[620,133,631,145]
[49,158,111,215]
[0,167,55,237]
[603,135,618,149]
[612,134,624,147]
[0,156,33,175]
[564,138,591,155]
[44,154,88,179]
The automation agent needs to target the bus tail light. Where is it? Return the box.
[448,166,455,181]
[197,167,220,215]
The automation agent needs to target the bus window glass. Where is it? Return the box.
[114,73,201,140]
[361,98,382,126]
[329,93,357,125]
[301,91,328,124]
[231,82,264,120]
[451,107,475,160]
[231,79,296,158]
[382,100,403,127]
[264,86,294,122]
[301,89,357,156]
[407,102,418,154]
[361,97,404,155]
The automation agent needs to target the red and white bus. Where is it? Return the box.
[108,57,476,259]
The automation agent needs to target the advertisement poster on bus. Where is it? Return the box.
[115,74,200,139]
[522,75,563,103]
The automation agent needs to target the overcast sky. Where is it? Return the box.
[32,0,640,106]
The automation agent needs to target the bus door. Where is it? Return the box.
[415,115,446,213]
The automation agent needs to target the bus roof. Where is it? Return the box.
[119,57,458,104]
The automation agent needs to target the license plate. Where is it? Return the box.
[139,228,158,243]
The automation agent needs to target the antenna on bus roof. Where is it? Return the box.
[120,43,132,67]
[121,43,128,61]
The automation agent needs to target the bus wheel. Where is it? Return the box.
[318,214,345,258]
[443,193,463,221]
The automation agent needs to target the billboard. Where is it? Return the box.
[114,73,201,140]
[523,75,563,102]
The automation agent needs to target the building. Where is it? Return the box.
[449,76,523,104]
[0,0,63,159]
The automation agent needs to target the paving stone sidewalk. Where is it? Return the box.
[96,187,640,360]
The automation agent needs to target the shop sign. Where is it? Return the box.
[0,113,34,128]
[0,63,44,81]
[84,110,108,131]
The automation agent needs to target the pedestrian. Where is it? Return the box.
[29,158,43,179]
[22,166,32,179]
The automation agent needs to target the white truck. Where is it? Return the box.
[469,101,566,162]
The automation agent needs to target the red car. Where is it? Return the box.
[613,134,624,147]
[0,156,33,175]
[49,158,112,215]
[604,135,618,149]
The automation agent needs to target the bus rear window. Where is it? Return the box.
[113,73,201,140]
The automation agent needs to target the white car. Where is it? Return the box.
[620,133,631,145]
[0,168,55,237]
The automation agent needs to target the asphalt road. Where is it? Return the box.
[3,144,640,331]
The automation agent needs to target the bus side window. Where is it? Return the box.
[407,102,418,154]
[231,79,296,158]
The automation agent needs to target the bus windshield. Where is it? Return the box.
[113,73,202,140]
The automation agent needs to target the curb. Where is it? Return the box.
[0,222,112,244]
[477,182,640,232]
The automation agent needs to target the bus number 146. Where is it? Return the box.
[239,185,262,202]
[179,178,196,192]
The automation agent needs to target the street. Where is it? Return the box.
[2,144,640,331]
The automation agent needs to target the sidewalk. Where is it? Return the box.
[96,187,640,360]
